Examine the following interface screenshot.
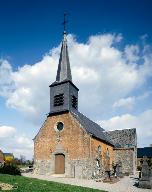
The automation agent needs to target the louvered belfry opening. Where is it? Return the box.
[54,94,64,106]
[72,95,78,109]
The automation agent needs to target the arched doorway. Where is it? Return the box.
[55,154,65,174]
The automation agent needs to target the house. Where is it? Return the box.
[137,145,152,167]
[33,29,137,178]
[0,150,4,165]
[3,153,14,164]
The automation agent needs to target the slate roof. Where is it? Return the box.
[105,128,137,148]
[55,32,72,83]
[71,111,114,146]
[3,153,14,157]
[137,147,152,158]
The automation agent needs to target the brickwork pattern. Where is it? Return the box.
[34,112,113,178]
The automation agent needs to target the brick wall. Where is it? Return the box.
[91,137,113,170]
[34,112,114,178]
[34,112,90,161]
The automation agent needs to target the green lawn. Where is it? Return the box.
[0,174,107,192]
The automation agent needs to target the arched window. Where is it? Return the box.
[97,145,102,154]
[106,148,109,157]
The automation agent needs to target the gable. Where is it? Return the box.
[105,128,137,148]
[34,110,113,147]
[33,111,88,141]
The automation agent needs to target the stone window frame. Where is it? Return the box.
[54,121,64,132]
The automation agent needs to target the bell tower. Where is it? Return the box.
[49,15,79,115]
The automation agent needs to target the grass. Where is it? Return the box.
[0,174,107,192]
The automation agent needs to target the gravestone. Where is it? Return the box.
[116,161,124,178]
[103,155,111,182]
[138,156,152,189]
[103,158,120,184]
[112,163,117,177]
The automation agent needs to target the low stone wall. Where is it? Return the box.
[69,159,93,179]
[34,158,94,179]
[34,160,52,175]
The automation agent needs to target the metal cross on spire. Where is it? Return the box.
[62,13,68,33]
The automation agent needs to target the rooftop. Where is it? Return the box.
[105,128,137,148]
[137,147,152,158]
[72,111,114,146]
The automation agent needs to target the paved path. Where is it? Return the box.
[23,173,152,192]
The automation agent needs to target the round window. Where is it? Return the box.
[56,122,64,131]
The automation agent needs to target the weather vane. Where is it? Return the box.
[62,13,68,33]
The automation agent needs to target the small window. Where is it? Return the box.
[106,148,109,157]
[96,159,100,168]
[56,122,64,131]
[97,145,101,153]
[54,94,64,106]
[72,95,77,109]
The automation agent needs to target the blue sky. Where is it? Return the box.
[0,0,152,66]
[0,0,152,159]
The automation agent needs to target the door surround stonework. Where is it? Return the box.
[50,143,69,176]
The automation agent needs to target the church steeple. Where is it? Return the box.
[49,15,79,115]
[56,32,72,82]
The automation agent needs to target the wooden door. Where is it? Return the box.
[55,154,65,174]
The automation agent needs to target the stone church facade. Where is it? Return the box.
[33,31,137,179]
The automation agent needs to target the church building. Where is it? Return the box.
[33,29,137,179]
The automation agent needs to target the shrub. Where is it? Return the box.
[0,163,21,175]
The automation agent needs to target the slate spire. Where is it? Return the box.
[49,15,79,115]
[56,31,72,82]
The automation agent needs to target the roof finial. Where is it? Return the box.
[55,13,72,83]
[62,13,68,34]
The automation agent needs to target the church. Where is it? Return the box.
[33,28,137,179]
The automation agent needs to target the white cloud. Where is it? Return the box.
[124,45,140,63]
[1,34,152,121]
[0,125,16,138]
[16,136,33,149]
[5,54,58,123]
[113,97,135,109]
[98,109,152,147]
[0,125,33,159]
[0,33,152,148]
[0,59,14,97]
[113,92,151,110]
